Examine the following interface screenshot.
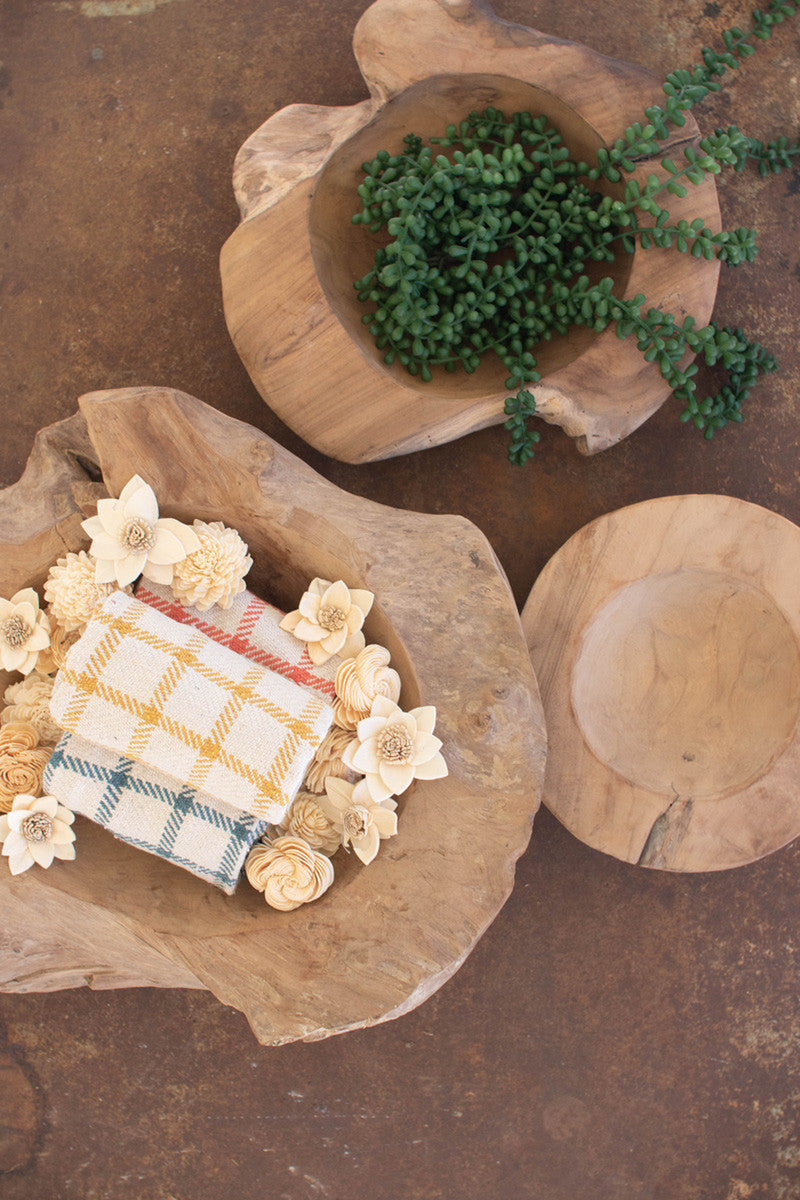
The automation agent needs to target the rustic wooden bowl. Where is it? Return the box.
[0,387,546,1044]
[220,0,720,463]
[522,495,800,872]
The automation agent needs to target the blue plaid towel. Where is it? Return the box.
[44,732,268,894]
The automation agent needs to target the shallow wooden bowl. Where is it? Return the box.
[0,387,546,1044]
[220,0,720,463]
[522,495,800,872]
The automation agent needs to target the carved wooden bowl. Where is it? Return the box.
[0,388,546,1044]
[220,0,720,463]
[522,495,800,872]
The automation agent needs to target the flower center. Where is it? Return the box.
[378,722,413,764]
[317,605,347,632]
[343,806,370,839]
[121,518,156,552]
[21,812,53,843]
[2,614,32,648]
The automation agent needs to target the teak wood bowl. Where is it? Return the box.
[0,387,546,1045]
[522,495,800,873]
[220,0,720,463]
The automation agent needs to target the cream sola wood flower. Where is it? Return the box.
[332,644,401,730]
[341,695,448,804]
[81,475,200,588]
[280,578,374,665]
[44,550,131,634]
[245,835,334,911]
[0,793,75,875]
[318,777,397,865]
[171,520,253,611]
[0,589,52,677]
[2,673,61,746]
[302,725,357,795]
[278,791,342,856]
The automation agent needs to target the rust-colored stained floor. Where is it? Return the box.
[2,0,800,1196]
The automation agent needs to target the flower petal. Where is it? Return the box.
[50,822,76,845]
[314,794,345,829]
[307,641,333,666]
[321,626,348,655]
[0,599,14,620]
[8,850,34,875]
[55,806,75,825]
[371,694,400,720]
[147,525,188,566]
[87,531,125,562]
[14,601,38,627]
[323,777,354,814]
[344,607,365,634]
[353,824,380,866]
[93,557,119,585]
[114,552,147,588]
[351,738,382,774]
[378,761,415,795]
[411,731,443,765]
[122,479,159,524]
[1,644,31,672]
[140,559,174,585]
[322,580,350,612]
[30,796,58,818]
[28,840,55,869]
[355,715,385,742]
[364,771,393,804]
[413,752,448,780]
[53,841,76,861]
[371,807,398,838]
[298,592,321,622]
[0,814,9,839]
[339,631,366,661]
[349,589,374,617]
[292,618,327,642]
[156,517,201,555]
[10,588,40,610]
[25,625,51,654]
[410,706,437,734]
[2,830,28,856]
[279,610,301,633]
[95,499,126,537]
[308,578,330,597]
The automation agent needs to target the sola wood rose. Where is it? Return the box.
[245,835,335,911]
[342,695,447,803]
[2,674,61,746]
[0,792,75,875]
[303,726,357,794]
[333,645,401,731]
[278,792,342,855]
[36,621,80,676]
[0,589,52,676]
[280,578,374,665]
[44,551,130,634]
[170,520,252,611]
[318,777,397,865]
[82,474,200,588]
[0,723,51,814]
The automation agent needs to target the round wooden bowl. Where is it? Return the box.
[220,0,720,463]
[521,495,800,872]
[0,387,546,1044]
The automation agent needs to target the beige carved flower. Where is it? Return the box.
[342,695,447,803]
[170,520,253,611]
[333,644,401,730]
[44,551,130,634]
[0,722,52,814]
[280,578,374,665]
[245,835,335,911]
[2,673,61,746]
[303,725,358,794]
[35,619,80,676]
[278,792,342,855]
[0,793,76,875]
[0,589,52,676]
[318,777,397,865]
[81,474,200,588]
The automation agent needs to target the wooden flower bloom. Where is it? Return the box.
[280,578,374,665]
[342,695,447,803]
[81,474,200,588]
[2,673,61,747]
[0,723,51,814]
[171,520,253,611]
[0,588,52,676]
[333,645,401,730]
[318,777,397,866]
[279,792,342,856]
[245,835,335,911]
[0,793,76,875]
[44,550,127,634]
[303,726,357,795]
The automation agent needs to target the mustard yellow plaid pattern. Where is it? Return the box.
[50,592,333,823]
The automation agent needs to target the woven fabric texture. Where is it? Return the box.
[50,591,333,822]
[44,732,268,894]
[136,581,337,700]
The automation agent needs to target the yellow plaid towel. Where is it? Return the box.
[50,592,333,823]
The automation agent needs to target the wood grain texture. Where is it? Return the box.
[521,495,800,872]
[0,387,546,1044]
[220,0,720,463]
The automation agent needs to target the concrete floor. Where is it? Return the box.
[2,0,800,1196]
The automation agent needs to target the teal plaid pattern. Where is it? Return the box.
[44,732,268,894]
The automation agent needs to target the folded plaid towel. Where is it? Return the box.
[50,591,333,822]
[44,732,268,894]
[136,581,337,700]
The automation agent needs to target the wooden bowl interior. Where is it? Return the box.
[309,72,631,400]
